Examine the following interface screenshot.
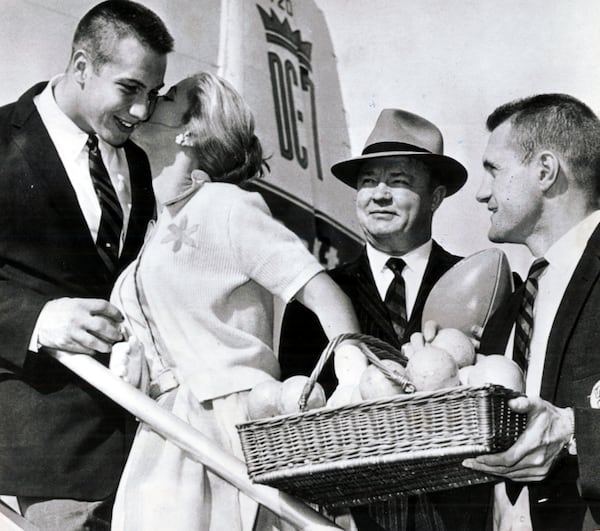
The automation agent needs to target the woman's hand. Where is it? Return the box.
[109,330,145,388]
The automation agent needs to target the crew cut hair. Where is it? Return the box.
[72,0,174,68]
[487,93,600,197]
[183,72,268,184]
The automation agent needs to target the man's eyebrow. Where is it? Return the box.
[120,78,165,92]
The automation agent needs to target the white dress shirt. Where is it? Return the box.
[34,75,132,249]
[496,209,600,530]
[505,210,600,397]
[366,239,433,319]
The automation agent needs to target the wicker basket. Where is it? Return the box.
[237,334,527,508]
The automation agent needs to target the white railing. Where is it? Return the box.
[47,351,341,531]
[0,500,38,531]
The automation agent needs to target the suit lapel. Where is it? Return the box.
[542,225,600,401]
[11,83,98,253]
[350,251,400,346]
[479,287,522,355]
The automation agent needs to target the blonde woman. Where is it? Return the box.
[109,72,362,530]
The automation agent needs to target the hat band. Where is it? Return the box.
[362,142,433,155]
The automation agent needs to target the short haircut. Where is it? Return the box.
[487,94,600,197]
[73,0,174,68]
[183,72,268,183]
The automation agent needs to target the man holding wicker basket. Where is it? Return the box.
[279,109,491,531]
[461,93,600,531]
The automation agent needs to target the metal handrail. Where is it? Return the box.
[0,500,38,531]
[49,351,341,530]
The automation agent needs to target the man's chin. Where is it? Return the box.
[487,232,503,243]
[100,127,132,148]
[487,229,514,244]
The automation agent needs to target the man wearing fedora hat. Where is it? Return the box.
[279,109,491,530]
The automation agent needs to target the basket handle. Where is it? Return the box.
[298,333,416,411]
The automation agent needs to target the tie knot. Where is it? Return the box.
[527,258,549,281]
[86,134,99,152]
[387,257,406,277]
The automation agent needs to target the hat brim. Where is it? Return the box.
[331,151,467,196]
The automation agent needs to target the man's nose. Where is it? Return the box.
[372,182,392,200]
[129,95,153,122]
[476,176,491,203]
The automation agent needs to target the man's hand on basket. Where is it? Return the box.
[401,320,441,358]
[109,327,145,388]
[402,320,482,358]
[462,396,575,481]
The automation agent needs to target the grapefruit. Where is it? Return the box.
[431,328,476,368]
[278,375,326,414]
[359,359,408,400]
[247,379,282,420]
[467,354,525,392]
[405,345,460,392]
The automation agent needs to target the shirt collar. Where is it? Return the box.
[366,239,433,275]
[35,75,90,161]
[544,210,600,272]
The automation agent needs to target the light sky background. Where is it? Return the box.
[2,0,600,276]
[314,0,600,275]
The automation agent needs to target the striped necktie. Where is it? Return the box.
[506,257,548,506]
[87,135,123,274]
[512,257,549,374]
[385,258,408,341]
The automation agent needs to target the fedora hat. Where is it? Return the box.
[331,109,467,195]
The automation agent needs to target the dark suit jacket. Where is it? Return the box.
[0,83,155,499]
[480,224,600,531]
[279,241,492,531]
[279,240,462,394]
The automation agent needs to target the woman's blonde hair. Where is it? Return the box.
[182,72,267,183]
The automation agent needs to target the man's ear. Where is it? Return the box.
[537,151,560,192]
[71,49,92,85]
[431,185,447,212]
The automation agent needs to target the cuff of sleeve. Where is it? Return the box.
[564,407,576,455]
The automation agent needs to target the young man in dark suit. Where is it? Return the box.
[279,109,490,530]
[0,2,173,529]
[462,94,600,531]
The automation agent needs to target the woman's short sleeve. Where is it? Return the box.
[227,191,324,302]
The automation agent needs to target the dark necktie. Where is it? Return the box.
[512,257,549,374]
[87,135,123,274]
[506,257,548,505]
[385,258,408,341]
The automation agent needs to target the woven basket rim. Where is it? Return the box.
[237,383,514,429]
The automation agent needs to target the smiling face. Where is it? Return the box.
[75,36,167,147]
[477,121,542,245]
[355,157,445,254]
